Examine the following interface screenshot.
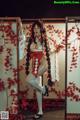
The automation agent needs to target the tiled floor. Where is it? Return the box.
[26,109,65,120]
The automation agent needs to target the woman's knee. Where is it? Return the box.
[27,79,33,84]
[26,73,38,85]
[26,76,35,85]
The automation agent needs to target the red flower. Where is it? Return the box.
[0,46,3,53]
[21,98,28,110]
[7,78,16,89]
[0,80,4,92]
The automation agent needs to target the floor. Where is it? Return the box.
[26,109,65,120]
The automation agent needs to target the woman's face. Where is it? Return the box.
[34,25,41,38]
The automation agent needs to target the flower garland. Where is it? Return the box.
[0,22,80,120]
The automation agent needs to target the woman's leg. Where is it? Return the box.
[26,74,48,119]
[36,91,43,115]
[26,73,45,94]
[36,76,43,115]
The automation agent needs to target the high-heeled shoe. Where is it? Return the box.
[43,85,49,96]
[33,113,43,119]
[48,80,54,87]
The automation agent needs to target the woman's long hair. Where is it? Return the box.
[26,21,53,86]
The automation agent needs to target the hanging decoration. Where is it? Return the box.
[0,19,80,120]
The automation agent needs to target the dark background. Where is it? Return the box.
[0,0,80,18]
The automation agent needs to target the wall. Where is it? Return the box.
[67,23,80,113]
[0,18,19,114]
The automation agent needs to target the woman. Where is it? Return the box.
[26,21,53,119]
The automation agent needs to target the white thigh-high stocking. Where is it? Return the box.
[36,76,43,114]
[27,74,45,115]
[26,74,45,94]
[36,91,43,115]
